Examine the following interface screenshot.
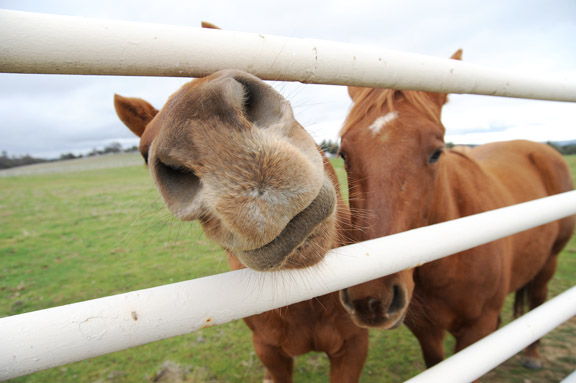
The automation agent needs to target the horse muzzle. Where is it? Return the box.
[340,283,408,329]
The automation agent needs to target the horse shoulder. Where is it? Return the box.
[469,140,572,201]
[420,151,513,297]
[440,150,509,216]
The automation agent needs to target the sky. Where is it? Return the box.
[0,0,575,158]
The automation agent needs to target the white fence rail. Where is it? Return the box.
[1,9,576,102]
[1,10,576,382]
[1,191,576,380]
[405,285,576,383]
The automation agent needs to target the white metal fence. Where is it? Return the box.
[1,10,575,382]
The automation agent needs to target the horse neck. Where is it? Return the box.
[413,152,491,285]
[322,154,353,247]
[428,151,486,224]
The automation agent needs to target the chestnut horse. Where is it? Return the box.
[338,50,574,369]
[114,70,368,383]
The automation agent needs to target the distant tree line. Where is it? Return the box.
[3,140,575,170]
[84,142,138,157]
[547,142,576,155]
[0,151,49,170]
[0,142,139,170]
[318,140,576,156]
[319,140,340,155]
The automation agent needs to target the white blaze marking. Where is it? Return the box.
[367,111,398,136]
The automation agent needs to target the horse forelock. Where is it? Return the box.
[339,88,443,138]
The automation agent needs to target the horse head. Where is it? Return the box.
[338,50,462,329]
[114,70,338,271]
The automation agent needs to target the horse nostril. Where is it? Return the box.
[154,159,200,196]
[340,289,355,313]
[368,297,381,313]
[387,284,406,315]
[151,158,203,220]
[341,287,407,328]
[348,296,383,317]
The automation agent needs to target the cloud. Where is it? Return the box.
[443,94,576,145]
[0,0,575,157]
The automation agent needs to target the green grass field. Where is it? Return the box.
[1,154,575,382]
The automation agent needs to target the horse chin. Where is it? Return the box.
[387,312,406,329]
[350,311,406,330]
[234,176,336,271]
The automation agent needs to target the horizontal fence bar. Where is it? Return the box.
[1,190,576,380]
[562,369,576,383]
[1,10,576,102]
[405,285,576,383]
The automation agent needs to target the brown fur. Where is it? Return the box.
[114,70,368,383]
[338,50,574,370]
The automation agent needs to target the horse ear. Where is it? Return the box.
[223,70,295,130]
[113,94,158,138]
[347,86,365,102]
[428,49,464,108]
[450,49,463,61]
[201,21,221,30]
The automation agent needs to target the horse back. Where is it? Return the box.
[468,140,572,201]
[467,140,574,291]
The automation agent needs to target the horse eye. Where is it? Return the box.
[338,151,347,164]
[429,148,443,164]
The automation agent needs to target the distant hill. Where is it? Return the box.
[551,139,576,147]
[0,152,143,177]
[447,140,576,156]
[549,140,576,155]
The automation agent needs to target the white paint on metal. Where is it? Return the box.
[1,190,576,380]
[405,285,576,383]
[1,10,576,102]
[561,369,576,383]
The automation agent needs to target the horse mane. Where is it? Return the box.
[339,88,443,137]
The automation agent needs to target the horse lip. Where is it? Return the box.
[350,312,406,330]
[340,289,355,314]
[387,312,406,329]
[235,177,336,271]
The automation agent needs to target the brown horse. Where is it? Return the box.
[114,70,368,383]
[338,50,574,369]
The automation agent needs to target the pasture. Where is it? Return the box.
[1,153,575,383]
